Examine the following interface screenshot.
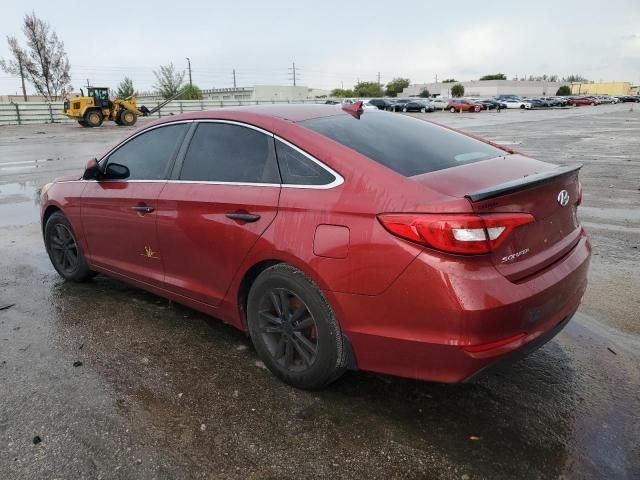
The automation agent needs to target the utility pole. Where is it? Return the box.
[288,61,298,87]
[377,72,381,86]
[17,55,27,101]
[186,57,192,87]
[435,73,438,83]
[232,69,237,89]
[86,79,90,88]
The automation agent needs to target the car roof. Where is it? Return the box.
[150,104,348,125]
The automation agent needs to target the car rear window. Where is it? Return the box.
[300,112,506,177]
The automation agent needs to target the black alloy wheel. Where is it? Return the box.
[257,288,318,371]
[44,212,95,282]
[247,264,348,389]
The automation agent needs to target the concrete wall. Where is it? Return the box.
[401,80,568,98]
[0,98,326,126]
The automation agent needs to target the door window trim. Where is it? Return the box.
[168,119,344,190]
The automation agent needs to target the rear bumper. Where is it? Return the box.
[329,229,591,383]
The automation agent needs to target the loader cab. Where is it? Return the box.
[88,87,111,108]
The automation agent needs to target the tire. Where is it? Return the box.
[77,120,88,127]
[450,107,456,113]
[402,107,407,112]
[520,104,525,109]
[44,212,95,282]
[84,109,103,127]
[420,107,426,113]
[474,105,481,112]
[119,109,137,126]
[247,264,347,389]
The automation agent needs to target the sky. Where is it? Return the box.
[1,0,639,95]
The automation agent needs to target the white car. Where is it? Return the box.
[430,97,451,109]
[504,99,532,109]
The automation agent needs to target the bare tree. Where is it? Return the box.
[153,63,185,99]
[0,37,29,101]
[0,12,72,101]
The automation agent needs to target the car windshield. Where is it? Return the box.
[300,112,506,177]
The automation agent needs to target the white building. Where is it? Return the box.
[138,85,330,102]
[400,80,569,98]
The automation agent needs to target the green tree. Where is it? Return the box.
[451,84,465,97]
[329,88,354,97]
[115,76,136,98]
[354,81,384,97]
[418,88,431,98]
[556,85,571,96]
[479,73,507,80]
[442,78,457,83]
[153,62,185,99]
[384,77,410,97]
[178,83,203,100]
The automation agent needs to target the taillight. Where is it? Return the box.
[377,213,534,255]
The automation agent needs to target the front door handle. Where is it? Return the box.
[225,212,261,223]
[130,205,155,214]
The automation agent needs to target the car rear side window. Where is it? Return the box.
[301,112,506,177]
[275,139,336,186]
[179,123,280,183]
[106,124,187,180]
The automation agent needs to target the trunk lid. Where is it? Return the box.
[412,156,582,282]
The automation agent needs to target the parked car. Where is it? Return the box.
[430,97,451,109]
[446,99,483,112]
[402,99,435,112]
[41,105,590,389]
[503,99,532,109]
[567,97,596,106]
[367,98,394,111]
[478,99,507,110]
[614,95,640,103]
[547,97,568,107]
[525,98,551,108]
[362,102,379,111]
[389,99,412,112]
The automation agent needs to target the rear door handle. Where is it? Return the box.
[225,212,261,223]
[130,205,155,214]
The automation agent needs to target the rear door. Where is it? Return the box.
[81,123,189,285]
[157,121,281,306]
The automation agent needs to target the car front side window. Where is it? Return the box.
[105,123,188,180]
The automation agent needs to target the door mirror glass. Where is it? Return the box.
[104,163,130,180]
[83,158,101,180]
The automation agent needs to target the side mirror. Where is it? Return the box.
[83,158,101,180]
[104,163,130,180]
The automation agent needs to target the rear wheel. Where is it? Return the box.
[450,107,456,113]
[520,104,526,109]
[420,107,426,113]
[402,107,408,112]
[44,212,95,282]
[247,264,347,389]
[84,109,103,127]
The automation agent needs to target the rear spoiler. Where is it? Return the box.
[465,164,582,202]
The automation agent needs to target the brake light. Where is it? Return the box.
[377,213,534,255]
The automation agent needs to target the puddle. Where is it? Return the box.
[0,181,41,227]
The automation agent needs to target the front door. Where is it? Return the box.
[81,123,189,286]
[157,121,281,306]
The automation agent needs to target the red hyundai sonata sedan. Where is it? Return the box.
[40,103,590,389]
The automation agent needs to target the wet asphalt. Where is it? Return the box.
[1,105,639,479]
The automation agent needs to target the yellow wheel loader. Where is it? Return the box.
[63,87,183,128]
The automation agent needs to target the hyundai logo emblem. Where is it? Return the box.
[557,190,570,207]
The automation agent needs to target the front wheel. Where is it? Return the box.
[119,109,137,126]
[420,107,426,113]
[44,212,95,282]
[520,104,526,109]
[247,264,348,389]
[84,109,103,127]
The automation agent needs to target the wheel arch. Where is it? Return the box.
[42,204,62,233]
